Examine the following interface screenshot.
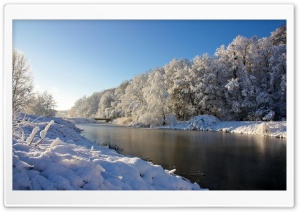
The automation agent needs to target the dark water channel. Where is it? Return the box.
[77,123,286,190]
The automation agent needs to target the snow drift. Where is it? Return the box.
[156,115,286,138]
[185,115,220,131]
[12,115,204,190]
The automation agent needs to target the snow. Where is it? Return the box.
[64,118,98,124]
[225,78,239,92]
[113,117,133,126]
[262,110,276,121]
[155,115,286,138]
[13,114,204,190]
[25,126,40,145]
[186,115,220,130]
[13,113,286,191]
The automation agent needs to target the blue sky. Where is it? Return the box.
[13,20,286,110]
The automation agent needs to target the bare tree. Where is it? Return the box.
[12,49,34,114]
[28,91,57,117]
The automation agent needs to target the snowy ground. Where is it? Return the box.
[12,114,204,190]
[153,115,286,138]
[64,117,98,124]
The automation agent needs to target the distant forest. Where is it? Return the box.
[68,25,286,125]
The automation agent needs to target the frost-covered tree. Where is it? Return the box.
[119,73,149,120]
[191,54,228,119]
[268,44,286,119]
[141,68,174,126]
[68,96,88,117]
[97,89,116,118]
[12,49,34,114]
[84,92,102,118]
[113,80,130,117]
[69,25,286,122]
[68,92,102,118]
[213,27,286,121]
[270,25,286,46]
[164,58,194,120]
[27,91,57,117]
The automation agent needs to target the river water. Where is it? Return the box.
[77,123,286,190]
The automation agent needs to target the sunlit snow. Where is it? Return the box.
[13,115,204,190]
[115,115,286,138]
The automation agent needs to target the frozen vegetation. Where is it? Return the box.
[12,25,287,191]
[12,114,286,190]
[68,25,286,128]
[13,114,204,190]
[64,117,98,124]
[154,115,286,138]
[114,115,286,138]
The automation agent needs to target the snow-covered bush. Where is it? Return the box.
[248,109,275,121]
[134,113,178,128]
[113,117,133,126]
[137,114,158,127]
[256,91,272,104]
[186,115,220,131]
[26,126,40,145]
[225,78,239,92]
[255,123,270,136]
[262,110,275,121]
[254,109,265,120]
[35,120,54,146]
[165,114,178,125]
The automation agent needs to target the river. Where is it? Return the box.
[77,123,286,190]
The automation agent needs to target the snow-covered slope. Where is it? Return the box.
[64,117,98,124]
[156,115,286,138]
[212,121,286,138]
[13,115,204,190]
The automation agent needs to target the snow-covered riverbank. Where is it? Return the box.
[12,114,204,190]
[155,115,286,138]
[114,115,287,138]
[64,117,98,124]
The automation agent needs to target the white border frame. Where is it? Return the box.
[4,3,294,207]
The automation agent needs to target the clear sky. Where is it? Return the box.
[13,20,286,110]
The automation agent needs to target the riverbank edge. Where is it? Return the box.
[111,116,286,139]
[12,114,204,190]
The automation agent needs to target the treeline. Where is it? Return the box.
[13,49,57,118]
[68,25,286,125]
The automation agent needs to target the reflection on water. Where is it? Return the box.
[78,123,286,190]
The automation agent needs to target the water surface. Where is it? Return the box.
[78,123,286,190]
